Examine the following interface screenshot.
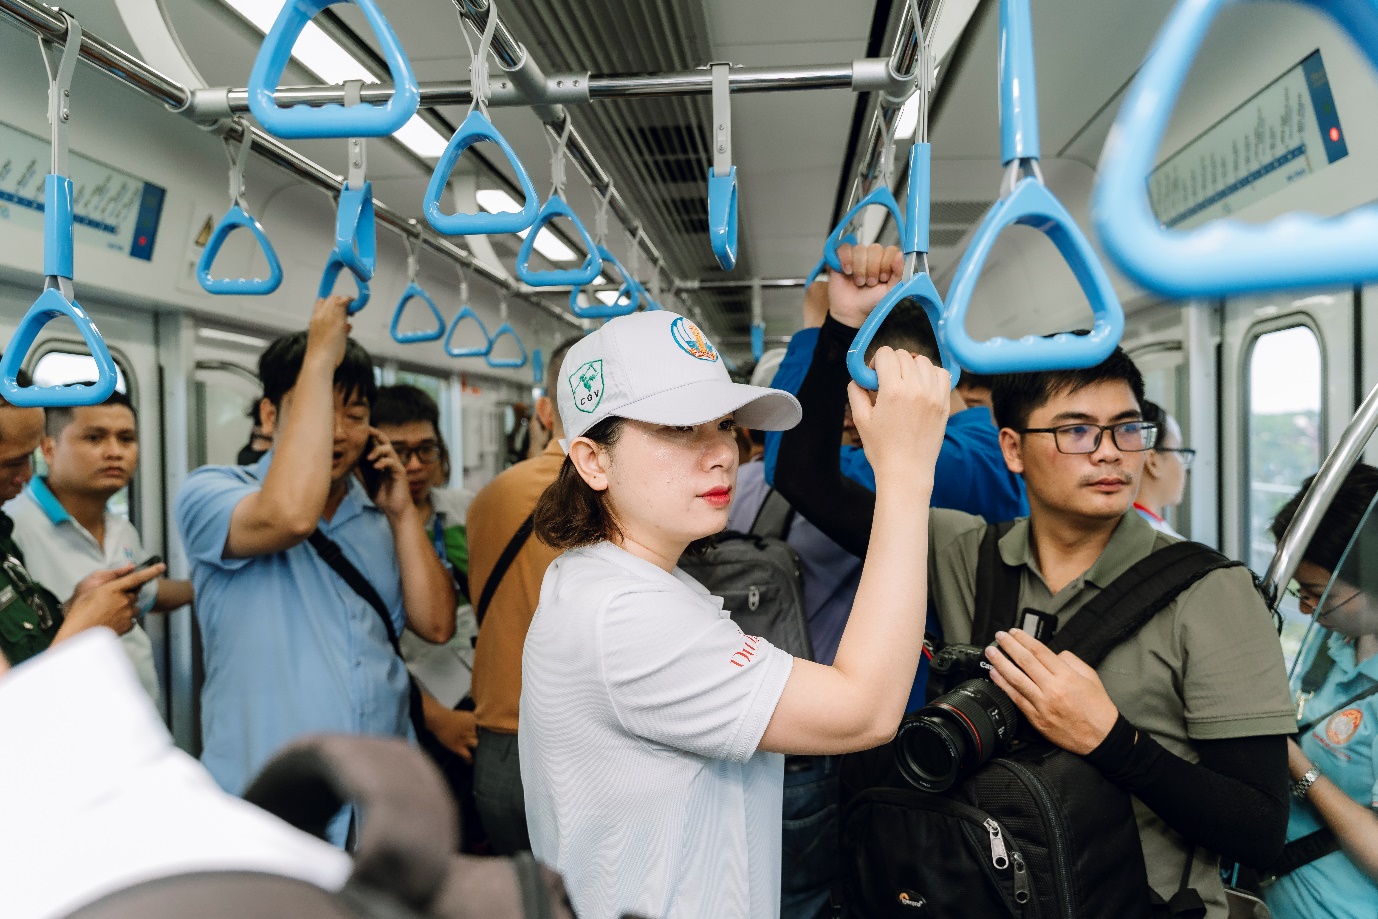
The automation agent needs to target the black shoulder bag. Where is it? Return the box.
[475,513,535,626]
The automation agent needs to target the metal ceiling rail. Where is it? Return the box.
[0,0,582,329]
[195,60,902,119]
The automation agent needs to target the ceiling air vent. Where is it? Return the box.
[931,201,992,224]
[930,227,970,248]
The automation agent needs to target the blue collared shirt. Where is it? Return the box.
[762,327,1029,522]
[174,453,413,829]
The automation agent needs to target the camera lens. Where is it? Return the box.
[895,678,1020,792]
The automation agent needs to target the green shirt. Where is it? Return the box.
[0,512,64,666]
[927,508,1297,917]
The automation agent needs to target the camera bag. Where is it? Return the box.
[677,488,815,660]
[836,526,1240,918]
[63,734,647,919]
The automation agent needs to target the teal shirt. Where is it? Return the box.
[1266,632,1378,919]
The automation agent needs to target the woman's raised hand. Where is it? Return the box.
[848,345,950,488]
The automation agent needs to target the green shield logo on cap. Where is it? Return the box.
[569,359,605,414]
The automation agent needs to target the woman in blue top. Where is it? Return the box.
[1266,464,1378,919]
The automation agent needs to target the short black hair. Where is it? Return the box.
[1272,463,1378,575]
[865,300,941,364]
[46,389,136,439]
[990,347,1145,431]
[1139,399,1166,429]
[0,356,33,407]
[371,384,440,430]
[258,332,376,410]
[956,371,995,391]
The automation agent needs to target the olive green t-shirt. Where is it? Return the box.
[927,508,1297,917]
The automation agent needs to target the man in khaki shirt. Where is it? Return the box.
[773,242,1297,917]
[467,337,580,855]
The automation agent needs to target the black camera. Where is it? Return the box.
[892,644,1025,793]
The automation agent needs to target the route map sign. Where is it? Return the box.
[0,120,165,261]
[1149,50,1347,230]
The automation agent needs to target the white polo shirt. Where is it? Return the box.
[5,477,162,704]
[520,541,794,919]
[1,629,352,919]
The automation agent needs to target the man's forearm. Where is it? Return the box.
[391,506,456,643]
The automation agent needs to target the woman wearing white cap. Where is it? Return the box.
[520,262,949,919]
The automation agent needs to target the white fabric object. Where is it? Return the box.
[555,311,800,448]
[520,541,793,919]
[0,630,352,919]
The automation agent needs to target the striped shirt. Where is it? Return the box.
[520,541,793,919]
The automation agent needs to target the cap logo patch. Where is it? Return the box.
[671,317,719,362]
[569,360,605,414]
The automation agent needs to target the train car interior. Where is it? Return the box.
[5,0,1378,916]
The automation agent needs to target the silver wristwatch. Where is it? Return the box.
[1292,766,1321,799]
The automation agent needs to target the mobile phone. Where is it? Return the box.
[134,555,163,573]
[357,436,384,497]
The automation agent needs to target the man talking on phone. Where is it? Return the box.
[175,297,455,846]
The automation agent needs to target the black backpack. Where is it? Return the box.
[837,526,1242,919]
[678,489,814,660]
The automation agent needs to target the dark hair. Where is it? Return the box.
[865,300,941,364]
[534,416,626,549]
[372,384,450,479]
[956,371,995,392]
[990,347,1145,431]
[1139,399,1166,429]
[1271,463,1378,575]
[547,336,583,399]
[247,398,264,426]
[258,331,376,410]
[45,389,136,439]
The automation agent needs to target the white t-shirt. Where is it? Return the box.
[0,630,351,919]
[520,541,794,919]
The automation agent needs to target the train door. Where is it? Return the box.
[1221,289,1357,664]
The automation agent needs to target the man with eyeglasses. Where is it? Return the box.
[1133,399,1194,538]
[773,246,1297,917]
[0,363,164,666]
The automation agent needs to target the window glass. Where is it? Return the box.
[29,350,134,522]
[1248,325,1323,666]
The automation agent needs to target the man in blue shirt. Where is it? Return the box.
[175,297,455,845]
[764,281,1027,523]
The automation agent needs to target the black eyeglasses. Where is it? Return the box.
[1017,421,1159,455]
[394,442,442,465]
[1285,584,1362,618]
[1156,447,1196,469]
[2,554,56,630]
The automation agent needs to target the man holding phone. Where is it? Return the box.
[7,389,193,704]
[175,296,455,846]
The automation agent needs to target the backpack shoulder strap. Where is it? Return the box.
[971,521,1020,645]
[1048,540,1241,669]
[749,488,797,541]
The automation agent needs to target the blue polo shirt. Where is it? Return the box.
[1266,632,1378,919]
[762,327,1028,522]
[174,453,412,843]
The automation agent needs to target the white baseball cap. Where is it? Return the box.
[556,311,801,450]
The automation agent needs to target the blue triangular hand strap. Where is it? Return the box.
[569,244,639,319]
[0,288,118,407]
[532,348,546,387]
[444,306,492,358]
[1093,0,1374,297]
[198,205,283,296]
[486,322,528,369]
[425,111,539,236]
[317,182,375,314]
[516,195,603,287]
[390,283,445,343]
[943,177,1122,373]
[824,188,905,272]
[848,144,961,391]
[247,0,418,138]
[708,165,738,271]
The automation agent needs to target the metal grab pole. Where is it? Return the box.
[201,61,899,118]
[1261,380,1378,607]
[0,0,581,329]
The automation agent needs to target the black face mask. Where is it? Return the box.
[237,445,267,466]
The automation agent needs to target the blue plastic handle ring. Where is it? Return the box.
[824,188,906,273]
[516,195,603,287]
[0,288,118,407]
[444,306,493,358]
[390,282,445,343]
[425,111,540,237]
[707,166,739,271]
[485,322,529,369]
[247,0,419,138]
[197,204,284,296]
[846,274,960,392]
